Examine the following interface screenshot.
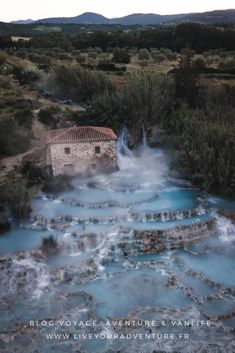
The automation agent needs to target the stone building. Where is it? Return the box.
[46,126,117,176]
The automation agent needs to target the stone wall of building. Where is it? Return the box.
[47,140,117,176]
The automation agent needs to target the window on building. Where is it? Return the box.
[65,147,70,154]
[95,146,100,154]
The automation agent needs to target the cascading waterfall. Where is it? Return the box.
[0,256,50,299]
[116,127,169,190]
[142,124,148,148]
[0,128,235,353]
[215,214,235,242]
[116,127,133,157]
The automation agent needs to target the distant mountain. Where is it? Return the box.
[11,19,34,24]
[113,13,186,25]
[35,12,111,25]
[11,9,235,26]
[183,9,235,24]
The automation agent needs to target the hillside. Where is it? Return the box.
[184,9,235,24]
[11,9,235,25]
[11,19,34,24]
[111,13,186,25]
[35,12,110,25]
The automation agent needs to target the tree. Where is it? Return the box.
[112,49,131,64]
[88,91,123,130]
[138,49,150,61]
[0,174,34,219]
[121,73,174,136]
[152,53,165,64]
[50,64,115,102]
[139,60,148,69]
[88,50,98,59]
[174,49,199,107]
[0,116,31,156]
[0,35,12,49]
[193,58,206,72]
[219,58,235,70]
[38,107,61,128]
[75,54,86,64]
[83,72,174,145]
[12,66,40,85]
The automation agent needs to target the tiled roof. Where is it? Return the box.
[47,126,117,144]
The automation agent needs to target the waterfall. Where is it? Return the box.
[142,125,148,148]
[0,256,50,299]
[117,126,148,154]
[215,215,235,242]
[116,127,133,157]
[116,127,169,190]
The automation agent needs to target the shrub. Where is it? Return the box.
[75,54,86,64]
[97,63,126,72]
[218,58,235,70]
[166,52,177,61]
[0,116,31,156]
[139,60,148,68]
[152,53,166,64]
[12,66,40,85]
[0,51,7,65]
[0,76,10,88]
[88,73,174,143]
[112,49,130,64]
[88,51,98,59]
[50,64,115,102]
[14,106,33,129]
[0,174,34,219]
[193,58,206,71]
[138,49,150,61]
[38,106,60,128]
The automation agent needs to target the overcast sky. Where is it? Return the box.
[2,0,235,22]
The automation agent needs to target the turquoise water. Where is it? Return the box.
[0,146,235,353]
[177,251,235,287]
[0,228,51,255]
[132,188,199,212]
[81,269,192,319]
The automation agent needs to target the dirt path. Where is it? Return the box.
[23,87,85,113]
[0,114,48,178]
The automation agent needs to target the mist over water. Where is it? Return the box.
[116,127,169,191]
[0,129,235,353]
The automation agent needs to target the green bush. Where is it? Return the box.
[161,85,235,197]
[112,49,130,64]
[0,174,34,219]
[0,88,33,156]
[38,106,60,128]
[152,53,165,64]
[86,73,174,144]
[50,63,115,102]
[138,49,150,61]
[12,66,40,85]
[0,116,31,156]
